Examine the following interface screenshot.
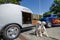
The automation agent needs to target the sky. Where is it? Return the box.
[20,0,53,14]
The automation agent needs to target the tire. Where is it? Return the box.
[47,22,52,28]
[3,24,21,40]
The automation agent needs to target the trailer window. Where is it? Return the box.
[22,12,32,24]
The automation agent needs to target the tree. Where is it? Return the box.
[43,11,51,17]
[0,0,5,4]
[50,0,60,17]
[39,15,43,19]
[0,0,22,4]
[50,0,60,14]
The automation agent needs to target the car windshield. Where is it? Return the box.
[43,14,51,17]
[43,14,57,17]
[53,15,57,17]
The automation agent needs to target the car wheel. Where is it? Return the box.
[47,22,52,27]
[3,24,21,40]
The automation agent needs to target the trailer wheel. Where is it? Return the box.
[3,24,21,40]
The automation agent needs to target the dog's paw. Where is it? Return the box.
[36,34,39,37]
[46,35,49,37]
[40,34,43,37]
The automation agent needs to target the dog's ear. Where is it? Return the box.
[41,21,46,25]
[37,21,41,24]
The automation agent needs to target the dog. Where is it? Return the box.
[35,21,48,37]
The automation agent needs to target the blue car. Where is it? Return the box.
[40,14,60,27]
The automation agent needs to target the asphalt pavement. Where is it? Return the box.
[0,26,60,40]
[19,26,60,40]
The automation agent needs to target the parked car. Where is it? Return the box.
[40,14,60,27]
[0,3,33,40]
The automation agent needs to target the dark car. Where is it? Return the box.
[40,14,60,27]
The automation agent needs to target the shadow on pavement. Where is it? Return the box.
[21,26,35,33]
[46,25,60,29]
[49,37,59,40]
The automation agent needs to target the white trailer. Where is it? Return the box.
[0,3,33,39]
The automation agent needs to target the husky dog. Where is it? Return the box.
[35,21,48,37]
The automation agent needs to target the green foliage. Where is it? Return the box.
[39,15,43,19]
[54,0,60,4]
[0,0,5,4]
[50,0,60,14]
[50,0,60,17]
[43,11,51,17]
[0,0,22,4]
